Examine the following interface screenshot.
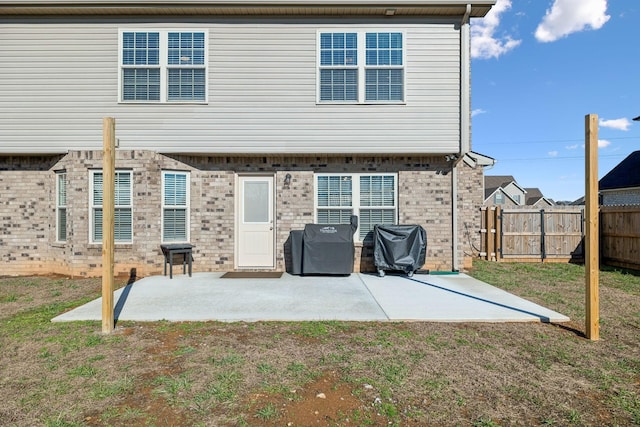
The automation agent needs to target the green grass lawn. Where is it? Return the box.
[1,261,639,426]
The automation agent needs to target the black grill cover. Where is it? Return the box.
[373,224,427,274]
[301,217,357,275]
[284,230,304,275]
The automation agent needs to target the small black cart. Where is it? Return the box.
[160,244,193,279]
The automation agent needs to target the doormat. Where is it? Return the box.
[221,272,283,279]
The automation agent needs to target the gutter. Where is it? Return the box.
[0,1,497,16]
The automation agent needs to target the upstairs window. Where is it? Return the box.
[365,32,404,101]
[319,32,358,102]
[120,30,207,103]
[318,31,404,104]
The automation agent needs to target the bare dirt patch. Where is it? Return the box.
[247,370,364,426]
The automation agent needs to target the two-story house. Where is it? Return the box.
[484,175,525,206]
[0,1,496,277]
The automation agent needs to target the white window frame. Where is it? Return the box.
[90,170,133,244]
[118,29,208,103]
[56,171,67,242]
[316,30,406,104]
[161,170,190,243]
[314,173,398,242]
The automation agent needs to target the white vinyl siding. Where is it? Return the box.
[56,171,67,242]
[0,20,461,154]
[318,30,404,103]
[119,29,207,103]
[90,170,133,243]
[162,171,190,242]
[316,173,397,241]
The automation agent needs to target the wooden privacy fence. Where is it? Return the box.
[480,206,584,263]
[600,206,640,271]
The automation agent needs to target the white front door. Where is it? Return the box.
[237,175,275,268]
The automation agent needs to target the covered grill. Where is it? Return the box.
[373,224,427,277]
[286,216,358,275]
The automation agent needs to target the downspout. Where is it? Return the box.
[460,4,472,155]
[451,155,463,272]
[452,4,472,271]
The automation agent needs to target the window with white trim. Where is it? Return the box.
[162,171,190,242]
[495,192,504,204]
[56,171,67,242]
[120,30,207,102]
[316,173,397,241]
[90,170,133,243]
[318,31,404,103]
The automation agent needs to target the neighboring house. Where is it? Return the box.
[484,175,526,206]
[0,1,496,277]
[599,151,640,206]
[483,176,553,207]
[524,188,553,207]
[484,186,519,207]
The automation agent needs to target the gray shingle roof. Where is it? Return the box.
[484,175,516,190]
[599,151,640,190]
[524,187,543,205]
[484,175,516,200]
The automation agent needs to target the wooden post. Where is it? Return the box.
[102,117,116,334]
[479,207,487,259]
[585,114,599,340]
[487,206,496,261]
[494,206,501,261]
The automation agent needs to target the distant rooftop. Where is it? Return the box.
[600,151,640,191]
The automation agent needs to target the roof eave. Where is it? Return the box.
[600,186,640,193]
[0,1,496,16]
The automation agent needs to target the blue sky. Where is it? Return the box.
[470,0,639,202]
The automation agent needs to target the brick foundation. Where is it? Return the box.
[0,151,485,277]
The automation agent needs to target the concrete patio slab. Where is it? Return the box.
[52,272,570,323]
[360,273,568,322]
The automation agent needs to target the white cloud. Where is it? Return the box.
[471,0,522,59]
[548,150,559,157]
[535,0,610,43]
[471,108,487,117]
[599,117,631,131]
[565,144,579,150]
[598,139,611,148]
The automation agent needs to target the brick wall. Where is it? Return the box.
[602,189,640,206]
[0,151,484,277]
[0,155,63,275]
[457,161,485,270]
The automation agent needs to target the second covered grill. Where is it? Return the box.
[373,224,427,277]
